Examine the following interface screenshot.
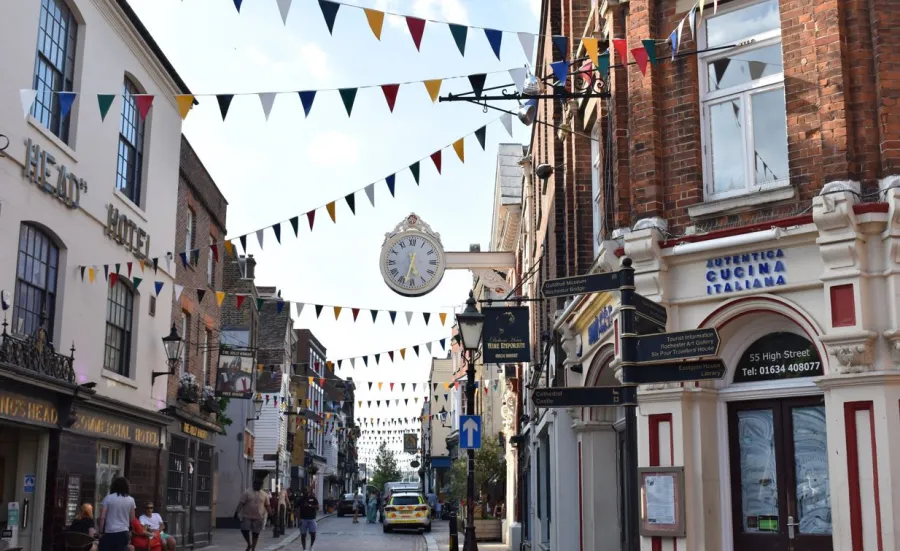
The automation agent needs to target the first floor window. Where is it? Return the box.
[104,280,134,376]
[32,0,78,143]
[167,436,187,506]
[116,78,146,205]
[700,0,788,199]
[13,223,60,339]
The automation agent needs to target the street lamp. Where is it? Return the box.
[439,406,451,428]
[152,324,183,384]
[247,395,264,422]
[455,290,484,551]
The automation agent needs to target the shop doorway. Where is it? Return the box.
[728,397,832,551]
[0,425,45,551]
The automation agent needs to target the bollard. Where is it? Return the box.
[448,510,460,551]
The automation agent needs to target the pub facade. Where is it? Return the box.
[0,1,191,550]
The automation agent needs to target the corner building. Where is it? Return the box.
[519,0,900,550]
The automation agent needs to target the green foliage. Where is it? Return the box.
[216,397,233,428]
[371,441,402,491]
[447,437,507,510]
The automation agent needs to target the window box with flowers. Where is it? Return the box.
[201,385,220,413]
[178,372,201,403]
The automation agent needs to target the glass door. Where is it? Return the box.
[728,398,832,551]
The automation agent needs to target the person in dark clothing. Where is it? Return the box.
[298,488,319,551]
[376,492,384,523]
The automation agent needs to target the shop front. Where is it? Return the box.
[164,418,218,550]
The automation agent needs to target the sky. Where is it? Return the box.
[129,0,539,460]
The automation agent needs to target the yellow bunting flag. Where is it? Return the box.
[400,348,406,359]
[327,361,334,371]
[423,79,442,103]
[444,382,451,389]
[88,268,96,283]
[363,9,385,40]
[216,291,225,306]
[439,313,447,325]
[308,376,314,385]
[452,138,465,162]
[378,382,383,390]
[326,201,336,222]
[139,260,145,272]
[224,241,234,256]
[582,38,600,67]
[334,306,342,320]
[175,95,194,120]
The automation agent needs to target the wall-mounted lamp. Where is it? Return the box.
[152,324,183,385]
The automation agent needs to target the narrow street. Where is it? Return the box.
[281,517,428,551]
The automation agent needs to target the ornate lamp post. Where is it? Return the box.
[456,291,485,551]
[152,324,183,384]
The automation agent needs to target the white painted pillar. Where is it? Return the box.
[575,420,620,551]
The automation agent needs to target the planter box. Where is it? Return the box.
[473,519,502,542]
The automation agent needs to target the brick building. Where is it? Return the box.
[163,137,228,549]
[516,1,900,550]
[293,329,329,504]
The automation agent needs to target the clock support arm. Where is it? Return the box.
[444,251,516,270]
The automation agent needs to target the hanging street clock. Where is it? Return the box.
[380,213,446,297]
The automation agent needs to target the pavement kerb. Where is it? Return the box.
[260,514,335,551]
[424,534,439,551]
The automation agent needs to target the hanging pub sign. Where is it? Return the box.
[483,306,531,364]
[733,332,823,383]
[216,347,255,398]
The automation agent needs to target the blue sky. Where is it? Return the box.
[130,0,539,460]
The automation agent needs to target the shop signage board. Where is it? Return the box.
[483,306,531,363]
[633,328,720,363]
[216,347,255,398]
[624,359,726,385]
[733,332,823,383]
[532,386,637,408]
[403,433,418,454]
[542,271,622,299]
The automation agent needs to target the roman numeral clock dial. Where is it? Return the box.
[380,214,446,297]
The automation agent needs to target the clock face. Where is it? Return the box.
[381,231,446,297]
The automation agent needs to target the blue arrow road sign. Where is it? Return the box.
[459,415,482,450]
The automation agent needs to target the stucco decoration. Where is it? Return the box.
[501,384,516,434]
[472,269,513,295]
[813,180,864,273]
[821,331,877,374]
[881,330,900,366]
[624,226,667,298]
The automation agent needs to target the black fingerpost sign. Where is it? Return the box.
[532,386,637,408]
[624,359,726,385]
[634,328,720,363]
[541,271,622,299]
[483,306,531,363]
[733,332,823,383]
[634,293,667,326]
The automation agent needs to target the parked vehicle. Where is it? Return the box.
[383,492,431,533]
[337,493,356,517]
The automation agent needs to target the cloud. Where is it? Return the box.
[373,0,469,27]
[529,0,540,17]
[306,131,360,167]
[236,36,332,87]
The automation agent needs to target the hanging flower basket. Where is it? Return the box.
[200,385,219,412]
[178,373,200,403]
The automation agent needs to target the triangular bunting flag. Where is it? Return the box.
[174,284,184,302]
[375,353,381,364]
[440,338,446,349]
[256,229,265,249]
[334,306,342,320]
[612,39,629,64]
[109,273,119,288]
[216,291,225,306]
[423,79,442,103]
[484,29,503,60]
[509,67,527,92]
[430,151,442,174]
[273,223,281,244]
[363,183,375,207]
[468,74,487,97]
[364,8,384,40]
[389,311,397,324]
[381,84,400,112]
[422,312,431,325]
[642,39,658,66]
[689,7,697,39]
[233,0,242,11]
[58,92,76,119]
[339,88,357,116]
[132,276,142,290]
[363,356,369,367]
[500,113,513,136]
[406,17,426,51]
[277,300,285,314]
[290,216,299,237]
[135,95,154,120]
[413,345,419,356]
[295,302,304,317]
[236,295,246,309]
[582,38,599,66]
[276,0,292,24]
[552,35,569,58]
[197,289,206,304]
[388,351,394,362]
[154,281,163,296]
[598,51,610,78]
[259,93,276,120]
[352,308,360,321]
[426,342,433,355]
[439,312,447,325]
[405,311,413,325]
[448,24,467,56]
[326,201,336,223]
[256,298,265,311]
[307,210,316,230]
[518,32,535,61]
[452,138,465,163]
[632,48,650,75]
[409,162,420,184]
[315,304,324,318]
[550,61,569,84]
[20,89,37,119]
[299,91,316,117]
[318,0,340,34]
[179,252,189,268]
[345,193,356,214]
[98,94,115,121]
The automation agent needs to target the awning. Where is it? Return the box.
[431,456,452,469]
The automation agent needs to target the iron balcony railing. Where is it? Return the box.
[0,320,76,384]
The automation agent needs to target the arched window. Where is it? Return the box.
[12,224,60,339]
[32,0,78,144]
[104,279,134,376]
[116,77,145,206]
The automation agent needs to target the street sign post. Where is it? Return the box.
[633,293,667,327]
[624,359,727,385]
[541,271,622,299]
[532,386,637,408]
[632,328,720,364]
[459,415,482,450]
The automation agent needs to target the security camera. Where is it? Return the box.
[535,164,553,181]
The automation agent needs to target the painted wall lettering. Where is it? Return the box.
[705,249,787,295]
[23,138,88,208]
[105,204,151,260]
[587,306,614,346]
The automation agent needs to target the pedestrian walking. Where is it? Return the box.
[98,477,135,551]
[366,492,377,524]
[435,498,442,520]
[377,492,384,523]
[234,479,272,551]
[352,492,361,523]
[427,491,437,519]
[298,487,320,551]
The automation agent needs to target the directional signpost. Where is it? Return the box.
[459,415,482,450]
[532,386,637,408]
[633,328,720,363]
[542,271,622,299]
[624,359,726,385]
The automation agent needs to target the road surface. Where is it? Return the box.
[283,516,427,551]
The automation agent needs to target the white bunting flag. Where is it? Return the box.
[517,32,535,62]
[256,229,265,249]
[364,183,376,207]
[174,284,184,302]
[20,89,37,119]
[501,113,513,136]
[259,93,276,120]
[405,311,413,325]
[426,342,433,355]
[276,0,292,24]
[509,67,527,92]
[295,302,305,318]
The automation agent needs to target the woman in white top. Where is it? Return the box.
[98,477,136,551]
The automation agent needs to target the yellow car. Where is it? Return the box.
[383,492,432,533]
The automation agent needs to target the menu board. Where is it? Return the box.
[734,332,823,383]
[65,476,81,526]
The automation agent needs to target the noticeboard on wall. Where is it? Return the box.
[639,466,686,538]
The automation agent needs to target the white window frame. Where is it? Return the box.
[698,0,787,202]
[201,328,209,385]
[207,235,215,286]
[96,443,125,514]
[185,208,194,259]
[590,121,602,259]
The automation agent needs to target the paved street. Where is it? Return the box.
[281,517,427,551]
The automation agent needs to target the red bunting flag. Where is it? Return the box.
[612,39,629,63]
[135,95,154,120]
[406,17,426,51]
[632,47,650,75]
[236,295,246,309]
[381,84,400,112]
[431,150,442,173]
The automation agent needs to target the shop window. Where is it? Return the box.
[32,0,78,144]
[96,443,124,514]
[116,77,146,206]
[12,223,60,340]
[167,436,187,507]
[103,280,134,377]
[699,0,788,200]
[196,444,212,507]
